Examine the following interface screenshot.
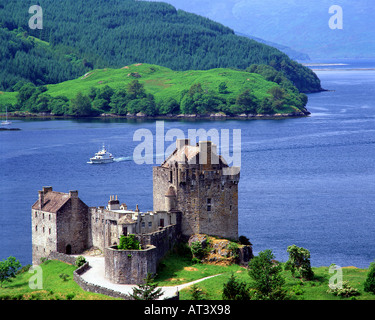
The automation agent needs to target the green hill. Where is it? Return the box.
[5,63,310,117]
[0,0,321,93]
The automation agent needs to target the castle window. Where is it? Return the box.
[230,205,232,214]
[221,184,225,191]
[207,198,212,211]
[43,226,45,233]
[43,213,44,219]
[35,225,37,232]
[148,222,152,227]
[142,222,145,228]
[35,211,37,218]
[49,214,51,220]
[49,228,51,235]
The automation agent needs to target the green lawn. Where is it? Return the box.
[0,260,118,300]
[155,250,375,300]
[2,256,373,301]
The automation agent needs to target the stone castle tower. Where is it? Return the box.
[153,139,240,240]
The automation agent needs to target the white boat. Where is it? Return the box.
[1,105,11,125]
[88,145,114,164]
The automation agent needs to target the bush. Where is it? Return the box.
[59,273,70,282]
[190,241,206,261]
[238,235,251,246]
[190,284,205,300]
[364,261,375,294]
[222,273,250,300]
[327,281,360,298]
[75,256,86,268]
[118,234,141,250]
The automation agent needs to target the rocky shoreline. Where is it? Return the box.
[3,110,311,121]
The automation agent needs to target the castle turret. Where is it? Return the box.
[165,186,176,212]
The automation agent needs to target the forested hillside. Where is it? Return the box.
[0,0,322,93]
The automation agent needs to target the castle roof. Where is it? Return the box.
[118,215,137,225]
[32,191,70,213]
[161,140,227,168]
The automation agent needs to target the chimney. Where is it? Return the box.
[136,204,140,212]
[108,195,120,210]
[43,186,53,194]
[176,139,190,150]
[38,190,44,210]
[69,190,78,199]
[199,141,212,166]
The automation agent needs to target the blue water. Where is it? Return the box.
[1,61,375,268]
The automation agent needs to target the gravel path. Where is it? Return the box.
[79,255,221,299]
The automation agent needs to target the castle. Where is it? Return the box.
[31,139,241,284]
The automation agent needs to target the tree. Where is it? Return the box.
[235,89,257,113]
[364,260,375,294]
[127,80,146,100]
[0,256,22,287]
[248,249,287,300]
[218,82,228,94]
[257,97,274,114]
[222,273,250,300]
[190,284,205,300]
[285,245,314,280]
[129,273,164,300]
[69,92,92,116]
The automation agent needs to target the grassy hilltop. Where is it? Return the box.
[1,63,310,117]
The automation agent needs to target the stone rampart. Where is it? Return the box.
[105,245,157,284]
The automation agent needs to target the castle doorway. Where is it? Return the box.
[66,244,72,254]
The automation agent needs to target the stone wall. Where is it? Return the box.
[48,251,77,265]
[137,220,181,264]
[32,209,58,265]
[105,245,157,284]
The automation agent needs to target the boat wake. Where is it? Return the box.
[113,156,133,162]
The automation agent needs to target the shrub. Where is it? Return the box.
[238,235,251,246]
[364,261,375,294]
[118,234,141,250]
[190,241,206,261]
[190,284,205,300]
[75,256,86,268]
[222,273,250,300]
[327,281,360,298]
[59,273,70,282]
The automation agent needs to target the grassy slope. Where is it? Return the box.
[46,63,279,103]
[0,260,118,300]
[0,63,302,114]
[1,257,374,300]
[154,251,375,301]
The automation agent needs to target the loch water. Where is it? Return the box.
[1,60,375,268]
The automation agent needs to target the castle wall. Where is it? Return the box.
[56,198,89,255]
[32,209,58,265]
[153,166,171,212]
[105,245,157,284]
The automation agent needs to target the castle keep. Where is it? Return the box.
[31,139,241,284]
[153,139,240,239]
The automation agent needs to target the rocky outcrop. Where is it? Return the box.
[188,234,253,267]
